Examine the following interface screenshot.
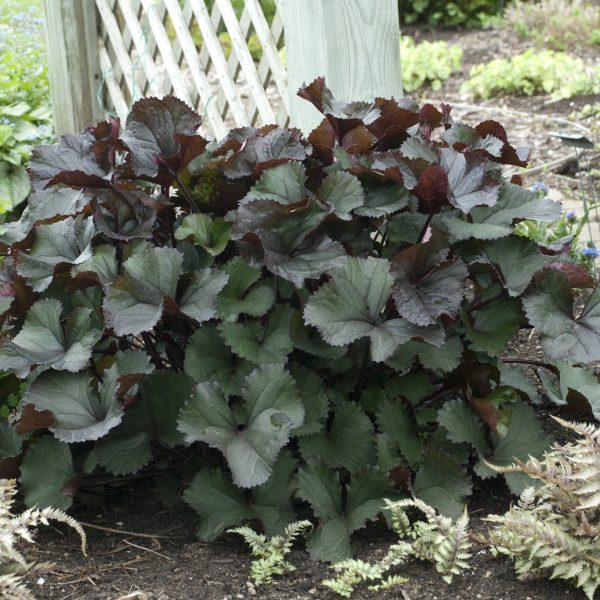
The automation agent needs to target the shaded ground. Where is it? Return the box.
[30,479,584,600]
[21,25,600,600]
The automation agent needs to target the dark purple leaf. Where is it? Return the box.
[441,148,500,213]
[391,229,467,326]
[29,132,112,190]
[412,165,449,212]
[475,121,530,167]
[232,198,345,286]
[93,186,165,241]
[122,96,208,185]
[222,128,309,179]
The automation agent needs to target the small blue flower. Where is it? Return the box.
[565,210,577,222]
[530,181,549,195]
[582,247,600,257]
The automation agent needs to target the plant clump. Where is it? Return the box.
[485,417,600,600]
[1,79,600,563]
[462,49,600,100]
[322,498,471,597]
[400,36,463,92]
[229,520,312,586]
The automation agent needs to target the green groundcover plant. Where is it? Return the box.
[0,1,53,210]
[1,80,600,563]
[400,36,463,93]
[462,49,600,100]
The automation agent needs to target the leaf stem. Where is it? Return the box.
[141,332,166,369]
[170,168,200,213]
[501,357,555,371]
[416,212,434,244]
[465,289,504,313]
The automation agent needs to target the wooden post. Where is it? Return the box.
[43,0,103,136]
[283,0,403,133]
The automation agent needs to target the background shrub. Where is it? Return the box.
[505,0,600,50]
[398,0,505,27]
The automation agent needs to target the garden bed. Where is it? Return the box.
[31,473,582,600]
[5,14,600,600]
[29,326,592,600]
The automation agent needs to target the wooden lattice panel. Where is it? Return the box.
[95,0,288,139]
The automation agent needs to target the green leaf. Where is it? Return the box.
[95,372,193,475]
[219,305,293,365]
[19,436,78,509]
[289,312,347,360]
[304,257,443,362]
[216,258,274,322]
[297,464,394,561]
[436,182,562,241]
[178,365,303,487]
[483,236,551,296]
[244,162,306,205]
[417,331,463,373]
[392,244,468,326]
[72,244,118,285]
[289,364,329,436]
[485,400,551,494]
[103,245,182,336]
[498,364,540,403]
[178,268,228,323]
[376,399,423,468]
[23,370,122,443]
[16,216,95,292]
[175,213,232,255]
[437,399,490,455]
[184,324,252,396]
[0,423,21,459]
[184,452,296,541]
[0,299,102,378]
[464,296,522,356]
[552,362,600,420]
[0,162,29,208]
[299,401,375,471]
[385,212,429,245]
[413,448,472,519]
[523,269,600,363]
[355,182,410,217]
[319,171,364,220]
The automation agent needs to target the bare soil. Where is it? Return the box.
[28,480,584,600]
[25,25,600,600]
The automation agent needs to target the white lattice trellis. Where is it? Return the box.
[43,0,402,137]
[94,0,288,139]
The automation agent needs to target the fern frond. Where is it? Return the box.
[0,574,36,600]
[0,478,86,600]
[229,520,312,586]
[485,418,600,600]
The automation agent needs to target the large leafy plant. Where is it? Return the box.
[1,80,599,563]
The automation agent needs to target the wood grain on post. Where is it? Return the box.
[283,0,403,133]
[43,0,103,136]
